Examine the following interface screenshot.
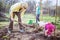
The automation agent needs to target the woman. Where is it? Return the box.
[8,2,28,33]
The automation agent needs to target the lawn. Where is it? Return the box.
[0,13,60,29]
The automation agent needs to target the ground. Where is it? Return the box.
[8,24,45,40]
[0,13,60,40]
[3,24,50,40]
[2,24,60,40]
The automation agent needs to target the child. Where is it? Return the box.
[36,3,40,23]
[44,22,56,37]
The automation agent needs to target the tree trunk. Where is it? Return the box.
[55,0,58,23]
[40,0,43,21]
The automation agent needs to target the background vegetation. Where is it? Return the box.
[0,0,60,29]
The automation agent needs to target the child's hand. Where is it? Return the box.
[45,30,48,36]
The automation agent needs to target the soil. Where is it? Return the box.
[0,24,60,40]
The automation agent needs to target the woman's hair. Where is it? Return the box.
[21,2,28,9]
[51,22,55,25]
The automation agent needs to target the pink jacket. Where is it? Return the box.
[45,23,55,35]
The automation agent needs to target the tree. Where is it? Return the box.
[26,0,36,13]
[43,0,52,16]
[55,0,58,23]
[0,1,6,21]
[0,2,3,12]
[40,0,43,21]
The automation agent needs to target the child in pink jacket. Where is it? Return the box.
[44,22,56,37]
